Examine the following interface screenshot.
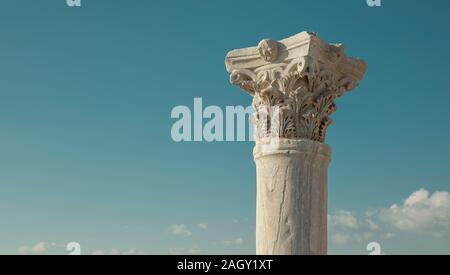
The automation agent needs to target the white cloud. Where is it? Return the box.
[330,231,374,246]
[31,242,47,253]
[329,188,450,247]
[404,189,430,206]
[168,224,192,237]
[366,219,380,231]
[329,211,381,246]
[379,189,450,234]
[223,237,244,246]
[329,210,360,229]
[19,243,144,255]
[198,223,208,230]
[18,242,59,255]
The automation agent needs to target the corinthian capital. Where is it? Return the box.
[225,32,367,143]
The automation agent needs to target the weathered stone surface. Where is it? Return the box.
[254,139,330,255]
[225,31,367,255]
[225,31,367,143]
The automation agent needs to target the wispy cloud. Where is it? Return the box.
[17,242,59,255]
[197,223,208,230]
[329,210,360,230]
[168,224,192,237]
[223,237,244,246]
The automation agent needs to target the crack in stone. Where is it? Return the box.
[273,164,289,254]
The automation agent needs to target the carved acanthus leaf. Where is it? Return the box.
[231,57,354,142]
[225,32,367,143]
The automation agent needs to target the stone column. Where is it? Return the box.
[225,32,367,255]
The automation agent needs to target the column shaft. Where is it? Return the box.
[254,140,330,255]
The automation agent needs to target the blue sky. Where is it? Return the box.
[0,0,449,255]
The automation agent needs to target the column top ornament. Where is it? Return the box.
[225,31,367,143]
[226,32,366,83]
